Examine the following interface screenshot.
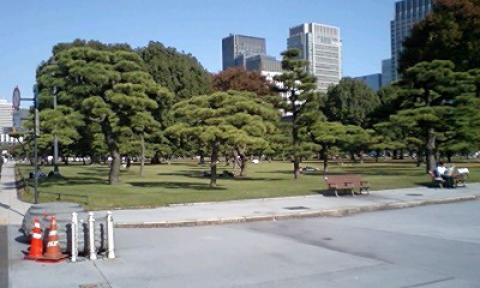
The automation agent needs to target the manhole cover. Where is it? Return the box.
[284,206,310,210]
[406,193,423,197]
[79,283,110,288]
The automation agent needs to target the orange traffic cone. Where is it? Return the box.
[38,216,67,262]
[25,217,43,260]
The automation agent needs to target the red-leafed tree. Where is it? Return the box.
[212,67,273,96]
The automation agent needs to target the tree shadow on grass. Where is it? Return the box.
[230,176,284,181]
[157,170,196,177]
[128,181,226,191]
[341,170,424,176]
[37,176,108,187]
[157,171,283,181]
[256,170,293,175]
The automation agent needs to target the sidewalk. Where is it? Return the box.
[0,161,31,225]
[2,162,479,228]
[110,183,480,228]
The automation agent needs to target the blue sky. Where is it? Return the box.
[0,0,397,101]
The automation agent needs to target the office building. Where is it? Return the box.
[382,58,393,86]
[287,23,342,93]
[391,0,433,81]
[354,73,383,92]
[222,34,266,70]
[245,55,282,73]
[0,99,18,144]
[0,99,12,129]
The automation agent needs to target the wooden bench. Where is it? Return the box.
[453,173,467,187]
[428,171,467,188]
[324,175,369,197]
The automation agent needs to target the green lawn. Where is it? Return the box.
[17,160,480,210]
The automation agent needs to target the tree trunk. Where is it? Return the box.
[294,158,301,179]
[416,149,423,167]
[236,147,247,177]
[210,142,219,187]
[140,134,145,177]
[350,152,356,162]
[199,153,205,165]
[375,149,379,163]
[232,150,238,175]
[322,145,328,176]
[400,149,404,160]
[291,88,301,179]
[126,156,131,169]
[151,151,160,164]
[64,156,69,166]
[426,127,436,173]
[359,151,364,164]
[109,150,121,185]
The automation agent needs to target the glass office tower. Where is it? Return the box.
[391,0,433,81]
[222,34,266,70]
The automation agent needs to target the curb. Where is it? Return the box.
[115,195,479,229]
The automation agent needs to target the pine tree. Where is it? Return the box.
[274,48,321,179]
[393,60,473,172]
[36,41,171,184]
[167,91,278,187]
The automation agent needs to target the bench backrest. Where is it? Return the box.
[324,174,364,187]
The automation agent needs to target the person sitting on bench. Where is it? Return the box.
[435,161,454,187]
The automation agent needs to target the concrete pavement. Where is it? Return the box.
[0,225,8,288]
[0,161,31,288]
[8,200,480,287]
[0,161,31,226]
[109,184,480,228]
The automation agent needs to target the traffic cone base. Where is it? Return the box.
[36,254,68,262]
[36,216,68,263]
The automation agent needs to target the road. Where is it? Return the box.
[8,200,480,287]
[0,224,8,288]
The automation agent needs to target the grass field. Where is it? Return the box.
[17,160,480,210]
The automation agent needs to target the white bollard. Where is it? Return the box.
[88,212,97,260]
[71,212,78,262]
[107,211,116,259]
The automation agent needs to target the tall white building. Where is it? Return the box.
[287,23,342,93]
[0,99,12,129]
[0,99,17,144]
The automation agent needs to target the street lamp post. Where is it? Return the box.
[52,86,59,175]
[14,85,39,203]
[33,85,39,203]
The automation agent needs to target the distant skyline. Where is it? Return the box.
[0,0,398,101]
